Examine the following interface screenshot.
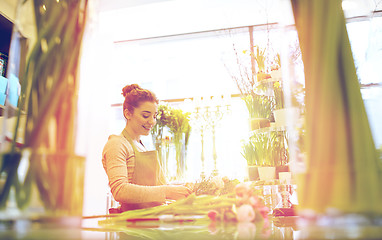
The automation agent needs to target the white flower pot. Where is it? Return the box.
[258,166,276,180]
[279,172,292,185]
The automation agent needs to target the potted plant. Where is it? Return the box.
[270,53,282,80]
[241,139,259,181]
[246,92,274,131]
[250,131,277,180]
[251,45,271,82]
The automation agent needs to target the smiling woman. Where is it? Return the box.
[101,83,191,212]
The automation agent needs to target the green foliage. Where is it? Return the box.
[244,93,274,119]
[151,103,192,148]
[151,104,171,146]
[151,103,192,180]
[250,131,275,167]
[241,139,258,166]
[249,130,289,167]
[1,0,88,212]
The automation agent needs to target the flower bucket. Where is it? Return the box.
[247,166,259,181]
[258,167,276,181]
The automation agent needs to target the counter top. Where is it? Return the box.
[1,215,382,240]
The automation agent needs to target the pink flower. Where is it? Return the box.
[236,204,256,222]
[207,210,219,221]
[258,206,270,219]
[234,183,250,198]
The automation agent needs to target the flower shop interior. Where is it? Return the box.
[0,0,382,239]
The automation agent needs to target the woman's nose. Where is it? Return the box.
[148,117,156,125]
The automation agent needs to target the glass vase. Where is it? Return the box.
[0,150,85,222]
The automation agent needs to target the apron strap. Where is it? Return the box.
[122,129,139,153]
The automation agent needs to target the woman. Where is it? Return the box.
[102,84,191,212]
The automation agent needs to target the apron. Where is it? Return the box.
[120,129,166,211]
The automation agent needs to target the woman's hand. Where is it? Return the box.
[164,185,191,200]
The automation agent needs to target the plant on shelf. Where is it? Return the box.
[250,131,276,167]
[228,43,276,130]
[251,45,271,82]
[241,138,259,181]
[244,93,274,119]
[241,138,258,166]
[244,92,274,130]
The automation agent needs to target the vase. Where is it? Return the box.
[0,0,88,223]
[0,150,85,224]
[173,133,186,182]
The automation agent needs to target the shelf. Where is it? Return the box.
[250,124,286,134]
[0,103,25,117]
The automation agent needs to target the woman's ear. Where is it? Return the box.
[124,109,132,120]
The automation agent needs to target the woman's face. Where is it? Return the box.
[125,101,158,137]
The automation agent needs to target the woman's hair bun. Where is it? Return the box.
[122,84,141,97]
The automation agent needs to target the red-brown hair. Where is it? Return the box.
[122,84,159,113]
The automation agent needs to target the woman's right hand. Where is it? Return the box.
[164,185,191,200]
